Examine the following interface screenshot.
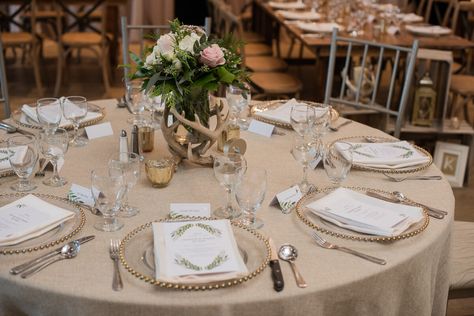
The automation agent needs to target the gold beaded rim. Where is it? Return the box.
[0,192,86,255]
[119,217,271,291]
[329,135,433,174]
[295,186,430,242]
[11,103,106,131]
[250,99,338,129]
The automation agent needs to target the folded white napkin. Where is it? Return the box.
[296,22,344,33]
[336,141,430,169]
[405,25,451,36]
[307,188,424,236]
[268,1,306,9]
[0,194,75,246]
[0,145,27,171]
[152,220,248,284]
[254,98,299,124]
[276,10,321,20]
[396,13,423,23]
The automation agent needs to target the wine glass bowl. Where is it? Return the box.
[323,142,352,186]
[126,81,147,125]
[61,96,88,147]
[36,98,62,134]
[235,167,267,229]
[291,136,317,193]
[7,135,38,192]
[290,104,315,137]
[39,128,69,187]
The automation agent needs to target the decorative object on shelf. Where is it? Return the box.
[130,19,246,166]
[412,73,437,127]
[344,64,375,103]
[450,116,461,130]
[433,141,469,188]
[145,158,176,188]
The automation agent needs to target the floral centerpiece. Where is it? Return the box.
[130,20,246,166]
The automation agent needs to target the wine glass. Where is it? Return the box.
[108,152,141,217]
[323,142,353,186]
[61,96,88,147]
[7,135,38,192]
[291,136,317,193]
[290,104,315,137]
[226,83,251,130]
[126,81,147,125]
[91,169,125,232]
[213,153,247,219]
[36,98,62,134]
[235,167,267,229]
[39,128,69,187]
[145,94,164,129]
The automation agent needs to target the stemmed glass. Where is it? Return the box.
[126,81,147,125]
[291,136,317,193]
[61,96,88,147]
[39,128,69,187]
[226,83,251,130]
[310,103,331,165]
[323,142,353,186]
[108,152,141,217]
[145,94,164,129]
[91,169,125,232]
[36,98,62,134]
[213,153,247,219]
[7,135,38,192]
[235,167,267,229]
[290,104,315,137]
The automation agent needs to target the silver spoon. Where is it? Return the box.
[278,244,307,288]
[20,241,80,278]
[329,120,352,132]
[393,191,448,217]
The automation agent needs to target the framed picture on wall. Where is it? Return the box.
[433,142,470,188]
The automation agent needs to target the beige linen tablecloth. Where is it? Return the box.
[0,99,454,316]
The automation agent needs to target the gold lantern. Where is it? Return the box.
[412,73,437,127]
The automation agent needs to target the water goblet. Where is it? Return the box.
[226,83,251,130]
[7,135,38,192]
[39,128,69,187]
[126,81,147,125]
[213,153,247,219]
[146,94,164,129]
[61,96,88,147]
[290,104,315,137]
[323,142,352,186]
[235,167,267,229]
[108,152,141,217]
[36,98,62,134]
[291,136,317,193]
[91,169,125,232]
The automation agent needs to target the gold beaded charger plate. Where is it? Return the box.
[295,187,429,242]
[250,99,339,129]
[329,135,433,174]
[11,102,105,131]
[120,218,270,291]
[0,193,86,255]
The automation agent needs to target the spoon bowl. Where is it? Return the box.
[393,191,447,218]
[278,244,307,288]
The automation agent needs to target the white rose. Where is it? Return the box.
[144,52,159,68]
[173,58,182,71]
[155,33,175,57]
[178,32,201,53]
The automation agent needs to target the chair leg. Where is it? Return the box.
[54,45,65,97]
[101,45,111,97]
[32,43,43,94]
[287,37,295,59]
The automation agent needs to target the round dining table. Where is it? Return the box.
[0,99,454,316]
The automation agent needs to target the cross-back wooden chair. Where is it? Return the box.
[0,0,42,94]
[417,0,455,25]
[0,38,11,119]
[324,30,419,139]
[53,0,113,96]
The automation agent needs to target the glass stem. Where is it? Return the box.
[121,187,130,208]
[19,177,29,189]
[51,158,59,180]
[73,122,79,142]
[225,187,232,210]
[302,165,308,185]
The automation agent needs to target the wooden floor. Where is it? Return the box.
[2,39,474,316]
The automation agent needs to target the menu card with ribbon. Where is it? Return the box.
[152,219,248,283]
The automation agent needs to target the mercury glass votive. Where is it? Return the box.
[145,158,175,188]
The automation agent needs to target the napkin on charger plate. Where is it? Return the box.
[0,145,27,171]
[276,10,321,21]
[307,188,424,236]
[253,98,329,125]
[335,140,430,169]
[296,21,344,33]
[152,219,248,283]
[396,13,423,23]
[0,194,75,246]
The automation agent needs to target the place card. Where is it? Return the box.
[169,203,211,218]
[270,185,303,213]
[248,119,274,138]
[67,183,95,207]
[84,122,113,140]
[309,156,321,169]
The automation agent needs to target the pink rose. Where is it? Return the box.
[200,44,226,67]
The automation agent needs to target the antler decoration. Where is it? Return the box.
[161,100,229,166]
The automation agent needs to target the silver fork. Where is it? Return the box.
[109,240,123,291]
[311,233,386,265]
[383,173,442,182]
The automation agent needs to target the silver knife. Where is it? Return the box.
[10,235,95,275]
[365,191,444,220]
[268,238,284,292]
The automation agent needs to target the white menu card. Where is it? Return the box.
[0,195,75,246]
[307,188,424,236]
[152,219,248,282]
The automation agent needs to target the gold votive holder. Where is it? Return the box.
[139,126,154,152]
[145,158,175,188]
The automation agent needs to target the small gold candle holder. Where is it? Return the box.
[145,158,175,188]
[139,126,154,152]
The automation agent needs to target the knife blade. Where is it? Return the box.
[268,238,284,292]
[10,235,95,275]
[365,191,444,219]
